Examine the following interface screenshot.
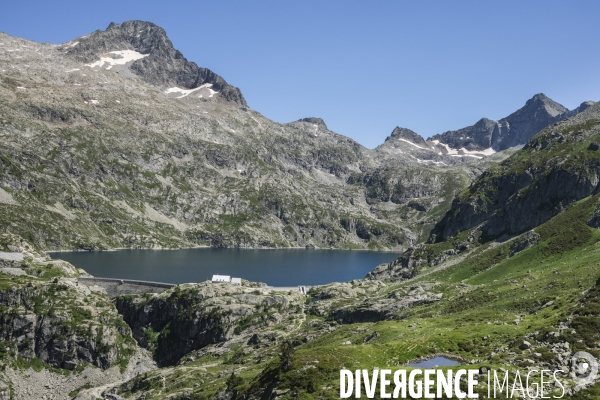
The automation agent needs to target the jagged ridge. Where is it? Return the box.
[429,93,595,152]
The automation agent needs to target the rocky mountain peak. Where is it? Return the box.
[298,117,328,129]
[528,93,552,103]
[65,21,169,62]
[575,100,596,113]
[61,20,247,106]
[520,93,568,118]
[386,127,426,145]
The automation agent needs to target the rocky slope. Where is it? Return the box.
[0,22,595,254]
[0,23,489,251]
[0,234,154,399]
[430,101,600,242]
[429,93,595,152]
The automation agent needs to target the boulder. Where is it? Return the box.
[519,340,531,350]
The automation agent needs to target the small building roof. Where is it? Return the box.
[231,277,242,284]
[212,274,231,282]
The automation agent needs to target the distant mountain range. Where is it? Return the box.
[429,93,594,151]
[379,93,595,157]
[59,21,594,158]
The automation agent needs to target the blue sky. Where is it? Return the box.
[2,1,599,148]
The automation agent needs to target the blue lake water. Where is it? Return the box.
[50,248,399,286]
[408,356,461,368]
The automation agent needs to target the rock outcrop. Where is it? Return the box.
[0,242,137,372]
[587,203,600,228]
[365,247,425,281]
[509,230,541,256]
[0,234,155,399]
[308,280,442,323]
[115,282,304,366]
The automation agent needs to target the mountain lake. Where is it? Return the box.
[50,248,399,286]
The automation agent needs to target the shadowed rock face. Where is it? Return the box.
[429,102,600,242]
[62,20,247,106]
[115,283,303,366]
[429,94,595,152]
[307,280,442,323]
[0,234,139,372]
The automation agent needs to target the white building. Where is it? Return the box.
[212,274,231,283]
[211,275,242,285]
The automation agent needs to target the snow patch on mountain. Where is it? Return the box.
[164,83,219,99]
[431,140,495,158]
[85,50,148,70]
[396,138,428,150]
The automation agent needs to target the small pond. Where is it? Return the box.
[408,356,461,368]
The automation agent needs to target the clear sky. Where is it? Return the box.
[1,1,599,148]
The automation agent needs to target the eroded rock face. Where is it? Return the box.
[0,278,136,370]
[115,282,304,366]
[365,247,426,281]
[347,167,449,204]
[0,235,136,373]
